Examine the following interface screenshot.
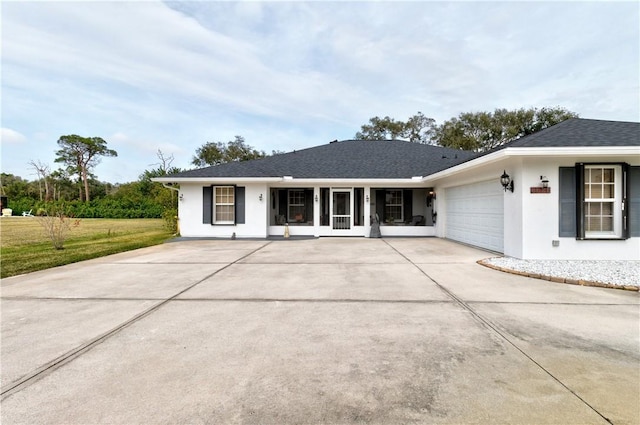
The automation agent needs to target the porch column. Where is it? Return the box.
[364,187,371,237]
[313,186,320,237]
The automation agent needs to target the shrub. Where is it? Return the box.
[36,204,80,250]
[162,208,178,234]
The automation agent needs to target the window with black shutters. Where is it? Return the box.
[202,185,245,225]
[559,163,633,240]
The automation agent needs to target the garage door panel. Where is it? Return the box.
[445,180,504,252]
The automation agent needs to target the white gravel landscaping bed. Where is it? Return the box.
[482,257,640,290]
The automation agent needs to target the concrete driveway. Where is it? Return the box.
[1,238,638,425]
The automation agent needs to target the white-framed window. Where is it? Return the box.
[213,186,235,224]
[561,163,639,240]
[288,189,305,222]
[385,190,403,222]
[584,165,622,238]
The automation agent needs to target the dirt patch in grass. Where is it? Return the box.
[0,218,173,278]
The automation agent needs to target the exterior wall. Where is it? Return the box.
[504,158,524,259]
[520,156,640,260]
[178,182,434,239]
[178,183,269,238]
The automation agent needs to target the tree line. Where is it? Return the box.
[1,146,181,226]
[355,106,578,151]
[1,106,577,219]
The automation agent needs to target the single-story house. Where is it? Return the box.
[154,118,640,260]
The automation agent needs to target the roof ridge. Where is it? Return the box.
[571,117,640,125]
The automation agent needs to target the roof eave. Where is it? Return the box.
[502,146,640,156]
[423,146,640,182]
[152,176,429,185]
[151,177,283,184]
[270,177,427,185]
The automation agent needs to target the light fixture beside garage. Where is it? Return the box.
[500,170,514,192]
[426,190,436,206]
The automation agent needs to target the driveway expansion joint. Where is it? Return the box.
[172,298,455,304]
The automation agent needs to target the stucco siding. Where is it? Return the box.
[178,183,269,238]
[520,157,640,260]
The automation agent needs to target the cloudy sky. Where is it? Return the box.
[2,1,638,183]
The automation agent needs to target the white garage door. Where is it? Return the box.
[445,180,504,252]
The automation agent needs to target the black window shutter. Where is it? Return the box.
[575,163,585,239]
[278,189,287,220]
[403,190,413,221]
[376,190,386,222]
[558,167,576,237]
[629,166,640,237]
[235,186,245,224]
[202,186,213,224]
[305,189,314,222]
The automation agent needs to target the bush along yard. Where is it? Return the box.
[0,217,174,278]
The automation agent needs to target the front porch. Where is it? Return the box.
[267,186,435,237]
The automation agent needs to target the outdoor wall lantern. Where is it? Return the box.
[426,190,436,207]
[501,170,514,192]
[315,194,319,202]
[259,194,263,201]
[179,194,184,202]
[365,194,370,203]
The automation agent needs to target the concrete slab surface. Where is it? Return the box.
[1,262,227,299]
[239,238,406,264]
[178,263,451,301]
[1,302,606,425]
[1,238,638,424]
[112,240,269,264]
[385,237,488,264]
[472,303,640,425]
[1,299,156,388]
[421,262,640,304]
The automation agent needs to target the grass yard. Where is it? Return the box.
[0,217,174,278]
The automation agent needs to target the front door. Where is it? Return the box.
[331,188,353,235]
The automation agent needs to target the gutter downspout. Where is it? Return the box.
[162,183,180,193]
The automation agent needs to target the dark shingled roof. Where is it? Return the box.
[168,140,478,179]
[506,118,639,148]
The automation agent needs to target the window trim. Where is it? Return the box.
[576,162,628,240]
[583,165,621,238]
[212,185,235,225]
[385,189,404,222]
[287,189,306,223]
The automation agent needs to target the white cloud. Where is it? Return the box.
[1,128,27,144]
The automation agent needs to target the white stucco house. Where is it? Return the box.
[154,118,640,260]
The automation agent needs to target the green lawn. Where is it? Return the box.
[0,217,174,278]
